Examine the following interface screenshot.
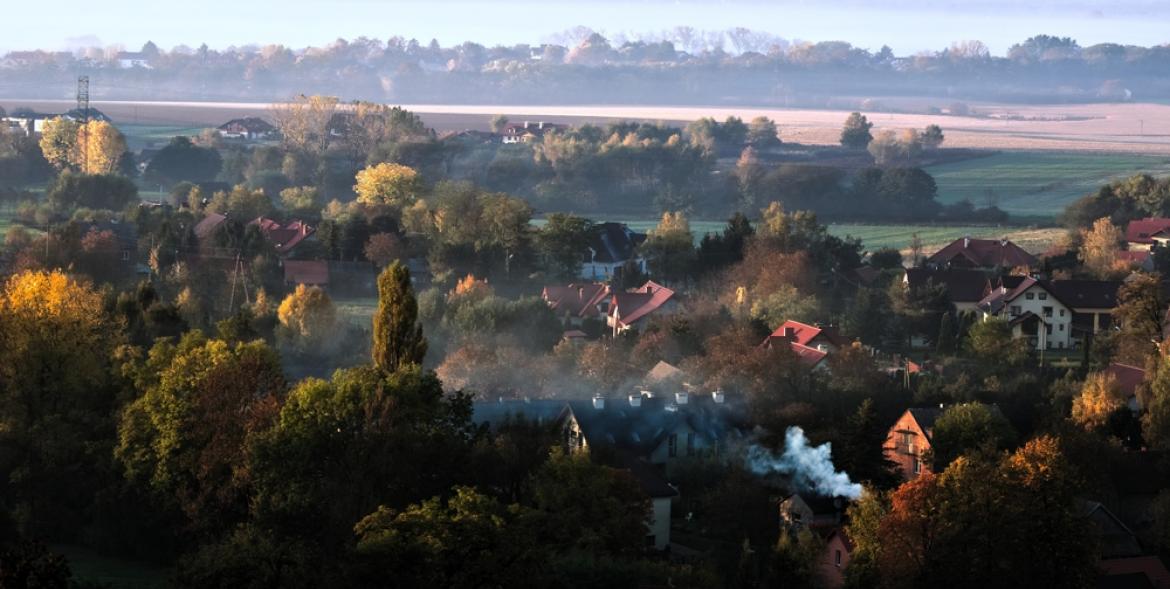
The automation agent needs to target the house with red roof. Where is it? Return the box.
[250,217,316,257]
[541,283,610,325]
[1104,363,1147,411]
[282,260,329,287]
[607,281,677,334]
[1125,217,1170,251]
[926,236,1038,270]
[758,320,851,372]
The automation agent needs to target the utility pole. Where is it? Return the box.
[76,76,90,172]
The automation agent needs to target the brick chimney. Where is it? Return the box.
[784,326,796,340]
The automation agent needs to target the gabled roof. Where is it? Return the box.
[587,222,646,264]
[904,407,942,440]
[564,393,746,458]
[1046,279,1123,310]
[219,117,275,133]
[542,282,609,318]
[282,260,329,286]
[193,212,228,240]
[1125,218,1170,245]
[764,320,851,348]
[609,281,675,328]
[927,237,1038,269]
[790,342,829,368]
[904,267,992,303]
[1104,363,1147,398]
[250,217,315,254]
[644,360,685,385]
[471,399,568,430]
[978,277,1074,314]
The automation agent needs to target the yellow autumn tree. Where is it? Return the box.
[447,274,493,307]
[77,120,127,174]
[39,117,80,170]
[277,284,337,351]
[354,162,422,208]
[1079,217,1125,279]
[1072,372,1126,430]
[0,270,112,422]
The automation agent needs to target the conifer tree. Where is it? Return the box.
[372,261,427,372]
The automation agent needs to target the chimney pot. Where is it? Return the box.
[675,392,688,405]
[593,395,605,410]
[628,394,642,408]
[964,236,970,248]
[711,389,725,404]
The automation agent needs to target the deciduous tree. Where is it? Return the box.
[354,162,422,209]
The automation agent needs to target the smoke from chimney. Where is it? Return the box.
[745,426,862,500]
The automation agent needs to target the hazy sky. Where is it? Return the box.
[5,0,1169,55]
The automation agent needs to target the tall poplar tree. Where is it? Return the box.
[372,261,427,372]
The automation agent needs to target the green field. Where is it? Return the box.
[54,545,170,589]
[927,152,1170,220]
[826,223,1064,253]
[119,123,206,151]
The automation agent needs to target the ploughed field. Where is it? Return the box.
[6,99,1170,154]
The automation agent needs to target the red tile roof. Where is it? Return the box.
[927,237,1038,269]
[609,281,675,328]
[193,213,227,240]
[1125,218,1170,245]
[763,320,850,349]
[542,283,610,318]
[1104,363,1147,398]
[250,217,315,255]
[283,260,329,286]
[790,342,829,368]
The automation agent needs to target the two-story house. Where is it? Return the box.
[1125,218,1170,252]
[977,277,1074,350]
[779,493,845,531]
[903,267,995,313]
[760,320,851,372]
[883,407,941,481]
[581,222,647,281]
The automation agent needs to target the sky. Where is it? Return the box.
[5,0,1169,56]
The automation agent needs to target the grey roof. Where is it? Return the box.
[471,399,567,431]
[566,393,746,456]
[586,223,646,264]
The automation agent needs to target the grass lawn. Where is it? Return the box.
[120,123,206,151]
[826,223,1065,253]
[927,151,1170,220]
[335,297,380,330]
[53,544,170,589]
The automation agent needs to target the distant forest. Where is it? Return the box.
[2,31,1168,105]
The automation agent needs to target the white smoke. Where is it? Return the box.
[745,426,862,500]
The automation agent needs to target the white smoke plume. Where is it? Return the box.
[745,426,863,500]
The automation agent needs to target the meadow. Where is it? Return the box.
[927,151,1170,219]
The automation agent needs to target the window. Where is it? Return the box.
[686,432,695,456]
[835,550,843,567]
[1039,292,1048,300]
[1059,324,1064,331]
[1010,305,1021,316]
[646,535,656,547]
[1046,324,1053,335]
[1026,293,1035,300]
[912,457,921,474]
[668,434,678,458]
[121,250,130,261]
[1043,306,1053,317]
[1060,309,1065,317]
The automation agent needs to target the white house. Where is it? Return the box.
[581,222,647,281]
[977,277,1073,350]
